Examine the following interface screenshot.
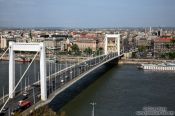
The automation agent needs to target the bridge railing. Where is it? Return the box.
[48,52,119,78]
[32,52,122,98]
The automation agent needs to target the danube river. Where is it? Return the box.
[49,64,175,116]
[1,61,175,116]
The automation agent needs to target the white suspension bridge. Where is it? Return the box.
[0,34,131,115]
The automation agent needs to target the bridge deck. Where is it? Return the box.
[0,52,124,115]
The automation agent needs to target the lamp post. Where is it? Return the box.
[70,70,73,79]
[32,87,36,104]
[2,87,4,103]
[90,102,96,116]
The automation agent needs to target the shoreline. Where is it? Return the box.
[119,59,174,64]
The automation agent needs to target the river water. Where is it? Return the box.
[0,61,40,96]
[51,64,175,116]
[1,61,175,116]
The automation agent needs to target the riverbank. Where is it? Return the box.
[0,55,87,63]
[119,58,175,64]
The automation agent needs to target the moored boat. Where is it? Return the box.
[138,62,175,71]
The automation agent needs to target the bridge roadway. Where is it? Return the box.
[0,52,123,115]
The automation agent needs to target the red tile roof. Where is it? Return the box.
[154,38,173,43]
[80,34,97,39]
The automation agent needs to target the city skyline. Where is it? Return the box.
[0,0,175,28]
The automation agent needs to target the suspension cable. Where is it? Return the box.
[0,47,9,60]
[0,51,39,113]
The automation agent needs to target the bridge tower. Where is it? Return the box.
[104,34,120,55]
[9,42,47,101]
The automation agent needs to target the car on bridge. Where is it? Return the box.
[18,100,32,108]
[11,100,32,115]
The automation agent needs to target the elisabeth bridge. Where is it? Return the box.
[0,34,134,115]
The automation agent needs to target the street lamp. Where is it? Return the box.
[90,102,96,116]
[2,86,4,103]
[32,87,36,104]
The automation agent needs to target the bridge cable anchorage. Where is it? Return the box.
[0,51,39,113]
[0,47,9,60]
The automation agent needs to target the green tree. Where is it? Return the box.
[160,54,166,59]
[165,44,170,49]
[168,52,175,59]
[84,47,93,55]
[71,44,80,55]
[138,46,146,52]
[14,105,57,116]
[96,47,103,55]
[171,39,175,44]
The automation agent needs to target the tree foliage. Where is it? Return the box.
[171,39,175,44]
[165,44,170,49]
[161,52,175,59]
[71,44,80,55]
[84,47,93,55]
[95,47,103,55]
[138,46,146,52]
[14,105,57,116]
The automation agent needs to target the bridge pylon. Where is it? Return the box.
[104,34,120,55]
[9,42,47,101]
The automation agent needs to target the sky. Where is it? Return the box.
[0,0,175,28]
